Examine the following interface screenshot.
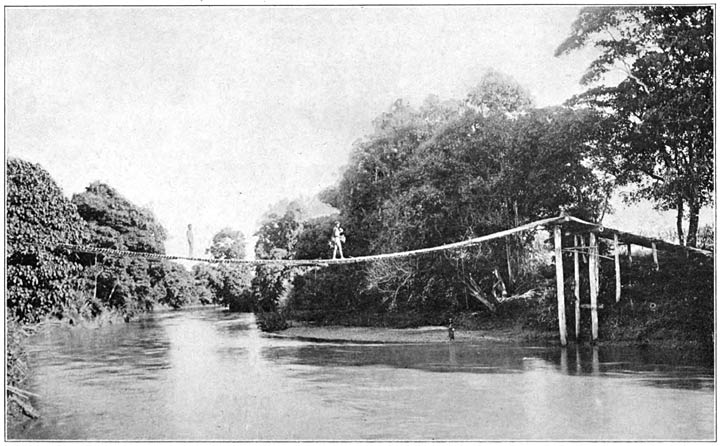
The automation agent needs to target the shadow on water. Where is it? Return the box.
[264,341,713,391]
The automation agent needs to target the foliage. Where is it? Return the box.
[214,265,252,311]
[466,69,534,117]
[200,227,253,311]
[6,318,39,420]
[71,182,170,318]
[72,182,166,252]
[193,263,223,303]
[255,311,289,332]
[290,72,612,325]
[557,6,713,246]
[7,158,88,322]
[599,253,713,356]
[157,262,197,309]
[288,265,373,322]
[207,227,247,260]
[254,210,302,260]
[294,215,340,260]
[251,265,289,312]
[251,208,308,312]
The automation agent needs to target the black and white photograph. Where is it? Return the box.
[5,4,715,441]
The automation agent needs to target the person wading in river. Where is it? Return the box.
[331,221,345,259]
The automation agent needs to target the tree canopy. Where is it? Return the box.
[287,71,612,322]
[207,227,247,260]
[71,182,188,315]
[7,158,88,322]
[556,6,713,246]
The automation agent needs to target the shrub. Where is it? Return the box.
[7,158,87,322]
[255,311,289,332]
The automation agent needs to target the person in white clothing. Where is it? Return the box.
[331,221,345,259]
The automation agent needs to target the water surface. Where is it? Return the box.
[9,307,715,440]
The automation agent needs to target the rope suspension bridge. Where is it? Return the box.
[35,213,712,346]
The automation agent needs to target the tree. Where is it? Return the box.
[251,211,303,312]
[556,6,713,246]
[204,228,252,311]
[293,72,611,322]
[156,262,197,309]
[294,215,339,260]
[207,227,246,260]
[72,182,168,316]
[466,69,534,117]
[254,210,302,260]
[7,158,88,322]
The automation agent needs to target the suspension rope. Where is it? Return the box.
[43,215,573,267]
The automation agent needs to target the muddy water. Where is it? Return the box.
[9,307,715,440]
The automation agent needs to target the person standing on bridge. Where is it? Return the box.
[186,224,194,257]
[331,221,345,259]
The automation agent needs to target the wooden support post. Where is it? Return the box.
[573,235,581,340]
[614,234,621,302]
[554,226,567,346]
[592,346,600,375]
[580,234,587,263]
[588,232,599,342]
[652,242,659,271]
[627,243,633,266]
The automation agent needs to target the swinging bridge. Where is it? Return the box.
[55,214,712,346]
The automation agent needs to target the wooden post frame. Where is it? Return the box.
[614,234,621,302]
[627,243,633,265]
[573,234,581,340]
[588,232,599,342]
[554,226,567,346]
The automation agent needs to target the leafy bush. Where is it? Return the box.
[7,158,87,322]
[255,311,289,332]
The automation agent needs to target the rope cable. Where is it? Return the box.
[27,215,572,267]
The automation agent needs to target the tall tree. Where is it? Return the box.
[204,228,252,311]
[207,227,247,260]
[254,210,302,260]
[466,69,535,117]
[556,6,713,246]
[72,182,168,316]
[7,159,88,322]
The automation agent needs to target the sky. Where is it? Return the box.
[5,6,711,258]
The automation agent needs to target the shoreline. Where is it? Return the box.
[268,323,558,345]
[265,323,713,357]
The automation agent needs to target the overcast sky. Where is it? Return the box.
[7,6,708,257]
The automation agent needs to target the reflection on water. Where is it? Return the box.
[9,307,715,440]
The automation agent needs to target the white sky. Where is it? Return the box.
[5,6,711,257]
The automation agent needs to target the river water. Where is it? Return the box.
[9,306,715,440]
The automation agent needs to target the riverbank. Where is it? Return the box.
[277,253,713,353]
[269,322,713,366]
[270,323,548,344]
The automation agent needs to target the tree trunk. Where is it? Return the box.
[505,240,513,288]
[676,197,685,246]
[687,199,700,248]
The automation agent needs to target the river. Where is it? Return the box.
[8,306,715,440]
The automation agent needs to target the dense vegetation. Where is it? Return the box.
[557,6,713,247]
[5,5,713,420]
[6,160,205,419]
[239,7,713,341]
[249,73,614,326]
